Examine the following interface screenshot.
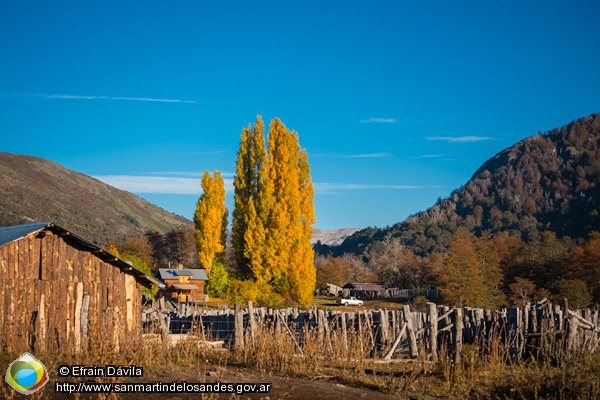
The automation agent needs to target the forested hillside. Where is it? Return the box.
[312,113,600,309]
[319,113,600,258]
[0,152,191,246]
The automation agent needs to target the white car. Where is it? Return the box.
[338,297,364,306]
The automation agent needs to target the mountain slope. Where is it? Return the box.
[323,113,600,257]
[0,153,192,245]
[311,228,360,246]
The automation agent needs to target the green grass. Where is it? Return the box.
[312,295,409,311]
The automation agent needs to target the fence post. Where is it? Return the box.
[317,309,326,349]
[427,302,438,362]
[563,298,579,352]
[506,307,521,361]
[453,307,463,365]
[378,310,389,351]
[403,305,418,358]
[247,300,256,350]
[340,312,348,352]
[234,303,244,351]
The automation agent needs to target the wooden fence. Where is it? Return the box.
[322,284,439,300]
[143,298,600,362]
[348,288,440,300]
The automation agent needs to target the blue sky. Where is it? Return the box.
[1,1,599,230]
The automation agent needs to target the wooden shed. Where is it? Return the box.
[0,221,163,354]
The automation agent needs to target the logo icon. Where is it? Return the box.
[5,352,49,395]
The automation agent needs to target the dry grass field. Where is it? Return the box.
[2,303,600,400]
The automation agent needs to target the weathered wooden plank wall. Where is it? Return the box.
[0,231,142,354]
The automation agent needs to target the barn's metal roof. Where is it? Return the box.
[173,270,193,275]
[0,221,50,248]
[0,221,164,289]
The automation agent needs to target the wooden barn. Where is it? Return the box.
[157,268,208,302]
[0,221,163,354]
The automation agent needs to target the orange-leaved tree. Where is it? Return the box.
[567,231,600,304]
[439,230,504,308]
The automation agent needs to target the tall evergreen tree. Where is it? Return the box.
[194,170,228,273]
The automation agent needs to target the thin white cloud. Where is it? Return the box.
[409,154,444,159]
[94,174,441,196]
[345,152,393,158]
[145,171,235,178]
[426,136,492,143]
[314,182,443,193]
[93,175,234,194]
[48,94,108,100]
[359,117,396,123]
[36,93,197,103]
[111,96,196,104]
[314,152,393,158]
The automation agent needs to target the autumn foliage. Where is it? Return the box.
[438,231,503,308]
[122,113,600,311]
[438,229,600,308]
[232,116,269,278]
[314,227,600,309]
[229,116,316,306]
[319,113,600,259]
[194,170,228,273]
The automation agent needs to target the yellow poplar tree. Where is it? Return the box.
[232,116,270,277]
[243,199,269,283]
[231,116,316,306]
[265,118,298,282]
[265,118,316,306]
[194,170,228,273]
[288,148,316,305]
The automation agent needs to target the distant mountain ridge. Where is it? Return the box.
[0,153,192,246]
[320,113,600,257]
[311,228,360,246]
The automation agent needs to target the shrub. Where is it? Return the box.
[224,279,286,307]
[205,261,230,297]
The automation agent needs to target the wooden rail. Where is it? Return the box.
[143,298,600,362]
